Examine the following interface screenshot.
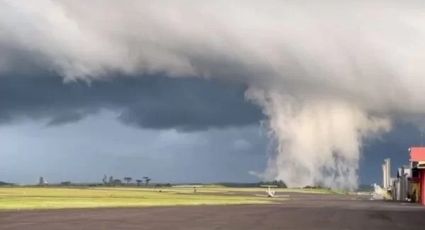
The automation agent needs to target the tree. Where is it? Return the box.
[124,177,132,185]
[272,180,287,188]
[61,181,72,186]
[136,179,143,186]
[143,176,151,186]
[102,175,108,184]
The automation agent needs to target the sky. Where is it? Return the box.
[0,73,270,184]
[0,72,419,185]
[1,0,425,188]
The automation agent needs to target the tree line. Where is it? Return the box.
[102,175,151,186]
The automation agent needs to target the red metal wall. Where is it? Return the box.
[410,147,425,161]
[421,170,425,205]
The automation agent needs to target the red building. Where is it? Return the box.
[409,147,425,205]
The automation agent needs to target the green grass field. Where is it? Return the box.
[0,186,275,210]
[0,186,337,210]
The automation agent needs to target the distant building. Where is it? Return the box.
[38,177,48,185]
[382,158,391,190]
[409,147,425,205]
[387,147,425,205]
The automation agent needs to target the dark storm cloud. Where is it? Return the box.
[46,112,85,126]
[0,72,263,130]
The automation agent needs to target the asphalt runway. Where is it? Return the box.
[1,193,424,230]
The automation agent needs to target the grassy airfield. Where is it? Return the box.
[0,186,338,210]
[0,186,269,210]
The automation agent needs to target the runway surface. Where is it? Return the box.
[1,193,424,230]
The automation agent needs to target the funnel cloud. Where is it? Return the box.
[1,0,425,189]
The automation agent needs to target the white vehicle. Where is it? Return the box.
[266,186,275,197]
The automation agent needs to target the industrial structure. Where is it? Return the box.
[408,147,425,205]
[383,147,425,205]
[38,176,48,186]
[382,158,391,190]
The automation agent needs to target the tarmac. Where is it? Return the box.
[1,192,424,230]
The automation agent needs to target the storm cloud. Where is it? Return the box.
[1,0,425,189]
[0,72,262,130]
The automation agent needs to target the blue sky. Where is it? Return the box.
[0,108,418,185]
[0,111,268,184]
